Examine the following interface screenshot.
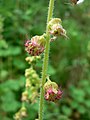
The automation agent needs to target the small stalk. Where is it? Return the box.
[39,0,55,120]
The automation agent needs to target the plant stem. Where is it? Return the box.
[39,0,55,120]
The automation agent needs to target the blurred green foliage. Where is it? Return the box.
[0,0,90,120]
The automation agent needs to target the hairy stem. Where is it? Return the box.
[39,0,55,120]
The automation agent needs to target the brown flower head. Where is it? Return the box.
[48,18,67,38]
[25,35,46,56]
[44,78,62,102]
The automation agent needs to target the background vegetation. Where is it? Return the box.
[0,0,90,120]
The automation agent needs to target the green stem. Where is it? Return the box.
[39,0,55,120]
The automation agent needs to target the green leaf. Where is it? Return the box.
[0,40,8,48]
[85,87,90,95]
[0,70,8,79]
[1,91,20,112]
[70,86,85,103]
[70,101,79,109]
[85,100,90,108]
[13,59,26,69]
[58,115,71,120]
[77,105,86,114]
[0,46,22,57]
[1,100,20,112]
[58,58,68,72]
[48,65,56,75]
[79,80,90,87]
[0,78,25,91]
[62,106,72,116]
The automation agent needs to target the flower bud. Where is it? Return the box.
[25,56,35,63]
[25,35,46,56]
[21,91,28,102]
[25,68,34,77]
[44,79,62,102]
[14,112,20,120]
[25,56,41,64]
[29,91,38,102]
[49,18,62,25]
[26,79,31,88]
[20,106,27,117]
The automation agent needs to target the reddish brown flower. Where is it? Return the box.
[48,18,67,38]
[44,79,62,102]
[45,87,62,102]
[25,35,45,56]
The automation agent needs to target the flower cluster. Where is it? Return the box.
[24,19,67,56]
[22,66,40,103]
[25,56,41,64]
[14,106,27,120]
[48,18,67,38]
[44,78,62,102]
[14,56,41,120]
[23,12,65,120]
[25,35,46,56]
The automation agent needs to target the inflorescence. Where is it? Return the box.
[14,16,67,119]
